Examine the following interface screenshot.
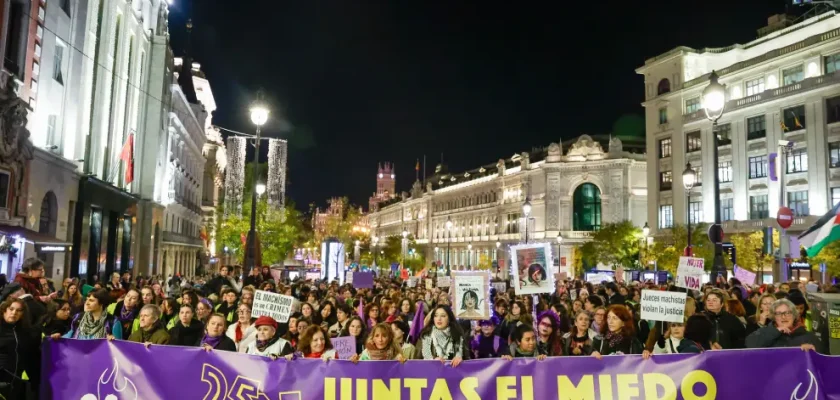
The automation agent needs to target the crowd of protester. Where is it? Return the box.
[0,257,833,398]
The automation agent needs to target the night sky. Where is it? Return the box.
[169,0,792,211]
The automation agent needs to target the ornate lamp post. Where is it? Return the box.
[244,93,269,273]
[702,71,728,282]
[683,163,697,256]
[522,198,532,243]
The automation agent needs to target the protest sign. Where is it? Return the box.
[252,290,294,323]
[305,271,320,281]
[331,336,357,360]
[345,271,354,284]
[676,256,705,290]
[407,277,417,288]
[733,265,756,285]
[437,276,451,287]
[426,279,433,290]
[640,290,687,323]
[510,243,554,295]
[452,271,490,320]
[491,282,507,294]
[554,272,568,282]
[354,272,374,288]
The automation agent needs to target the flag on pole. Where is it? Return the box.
[357,297,365,320]
[119,133,135,184]
[799,201,840,257]
[409,302,425,344]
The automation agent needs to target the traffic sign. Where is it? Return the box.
[777,207,793,229]
[707,224,724,244]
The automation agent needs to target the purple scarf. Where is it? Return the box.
[200,333,223,348]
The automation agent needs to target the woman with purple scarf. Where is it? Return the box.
[199,314,236,351]
[106,288,141,336]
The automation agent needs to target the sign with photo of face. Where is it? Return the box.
[510,243,555,295]
[452,271,490,320]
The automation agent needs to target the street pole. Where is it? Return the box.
[711,124,727,284]
[777,142,791,283]
[447,230,451,275]
[245,126,261,273]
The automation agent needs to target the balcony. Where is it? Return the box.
[161,231,204,247]
[684,71,840,123]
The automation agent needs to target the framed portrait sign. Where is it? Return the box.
[451,271,491,320]
[510,243,555,295]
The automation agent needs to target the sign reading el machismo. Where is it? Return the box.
[44,340,835,399]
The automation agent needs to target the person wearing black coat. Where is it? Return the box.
[0,298,40,400]
[168,305,205,347]
[746,298,824,353]
[197,314,238,352]
[605,282,625,306]
[703,289,746,349]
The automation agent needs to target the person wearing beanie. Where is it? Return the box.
[470,316,508,359]
[245,316,293,359]
[787,290,812,332]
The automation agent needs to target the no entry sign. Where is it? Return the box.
[777,207,793,229]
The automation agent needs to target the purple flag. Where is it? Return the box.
[409,301,425,344]
[44,340,836,399]
[357,296,365,320]
[769,152,778,181]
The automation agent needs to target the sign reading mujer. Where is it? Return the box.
[44,340,832,400]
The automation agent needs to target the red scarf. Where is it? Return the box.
[235,323,244,342]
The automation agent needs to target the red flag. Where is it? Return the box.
[120,133,134,184]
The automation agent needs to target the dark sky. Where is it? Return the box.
[169,0,792,210]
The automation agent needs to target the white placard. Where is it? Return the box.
[252,290,295,323]
[453,272,491,320]
[305,272,320,281]
[437,277,451,287]
[425,279,433,290]
[492,282,507,294]
[640,290,687,323]
[346,271,354,284]
[676,257,704,290]
[407,277,417,288]
[510,243,555,295]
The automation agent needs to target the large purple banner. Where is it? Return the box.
[43,340,838,400]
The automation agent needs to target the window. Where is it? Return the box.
[658,138,672,158]
[60,0,72,16]
[782,105,805,131]
[828,96,840,124]
[688,201,703,224]
[506,213,520,234]
[34,43,41,58]
[658,107,668,124]
[747,116,766,140]
[53,44,64,84]
[786,148,808,173]
[686,130,701,153]
[0,172,8,208]
[788,191,809,217]
[718,161,732,183]
[36,25,43,40]
[745,77,765,96]
[826,53,840,74]
[716,123,732,146]
[831,142,840,168]
[30,79,37,94]
[573,183,602,231]
[782,65,804,86]
[750,195,769,219]
[32,61,39,78]
[659,205,673,229]
[38,6,45,21]
[657,79,671,95]
[749,156,768,178]
[693,166,702,187]
[721,198,734,222]
[832,187,840,207]
[660,171,673,191]
[46,115,57,151]
[685,98,700,114]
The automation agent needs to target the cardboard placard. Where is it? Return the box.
[640,290,687,323]
[425,279,433,290]
[676,257,704,290]
[331,336,357,359]
[492,282,507,294]
[354,272,374,289]
[305,272,320,281]
[346,271,354,284]
[252,290,295,323]
[437,277,451,287]
[733,265,756,285]
[510,243,555,295]
[452,271,491,320]
[407,277,417,288]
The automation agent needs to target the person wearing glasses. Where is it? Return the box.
[746,299,823,353]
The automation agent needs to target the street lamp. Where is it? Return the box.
[642,222,650,237]
[354,240,361,262]
[683,163,696,256]
[445,217,453,275]
[256,183,266,196]
[372,236,379,269]
[522,198,532,243]
[245,92,270,274]
[467,243,473,270]
[702,70,728,282]
[401,229,409,271]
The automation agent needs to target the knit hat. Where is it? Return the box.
[254,315,278,330]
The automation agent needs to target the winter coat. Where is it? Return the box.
[245,336,294,358]
[562,330,597,356]
[128,324,171,345]
[0,320,39,399]
[591,334,644,355]
[195,335,238,352]
[704,310,746,349]
[168,320,205,347]
[746,325,824,353]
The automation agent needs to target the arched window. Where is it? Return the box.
[38,191,57,235]
[573,183,602,231]
[657,78,671,95]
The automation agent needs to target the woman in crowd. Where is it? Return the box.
[591,306,606,333]
[726,299,748,326]
[399,298,415,322]
[290,325,338,360]
[470,317,507,359]
[168,304,204,347]
[282,314,302,348]
[44,299,72,339]
[415,305,465,366]
[329,304,351,338]
[214,288,238,324]
[161,298,179,329]
[503,324,547,360]
[140,286,158,309]
[747,294,776,335]
[226,302,257,352]
[181,290,199,310]
[128,304,170,345]
[306,293,319,311]
[61,282,84,315]
[591,305,643,358]
[364,303,381,328]
[300,302,316,323]
[0,298,39,399]
[572,299,584,315]
[703,289,746,349]
[199,314,237,352]
[729,286,756,317]
[390,320,416,360]
[65,289,122,340]
[384,301,400,322]
[152,283,166,303]
[355,323,405,361]
[678,314,713,353]
[563,310,596,356]
[746,298,823,353]
[340,316,368,355]
[196,298,214,326]
[246,316,294,358]
[534,310,564,356]
[107,288,141,336]
[240,288,254,307]
[319,301,336,329]
[653,320,685,354]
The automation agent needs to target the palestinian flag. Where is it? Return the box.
[799,201,840,257]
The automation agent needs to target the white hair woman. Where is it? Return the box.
[746,298,822,353]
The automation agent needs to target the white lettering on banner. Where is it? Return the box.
[640,290,687,323]
[676,257,705,290]
[251,290,294,323]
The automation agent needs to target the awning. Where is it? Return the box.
[0,224,72,252]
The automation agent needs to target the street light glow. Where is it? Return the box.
[445,217,453,230]
[642,222,650,237]
[522,198,532,217]
[256,183,266,195]
[556,235,563,243]
[496,241,501,249]
[682,163,696,190]
[702,70,726,121]
[402,229,409,238]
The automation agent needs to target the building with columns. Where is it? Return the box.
[368,135,647,276]
[638,11,840,246]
